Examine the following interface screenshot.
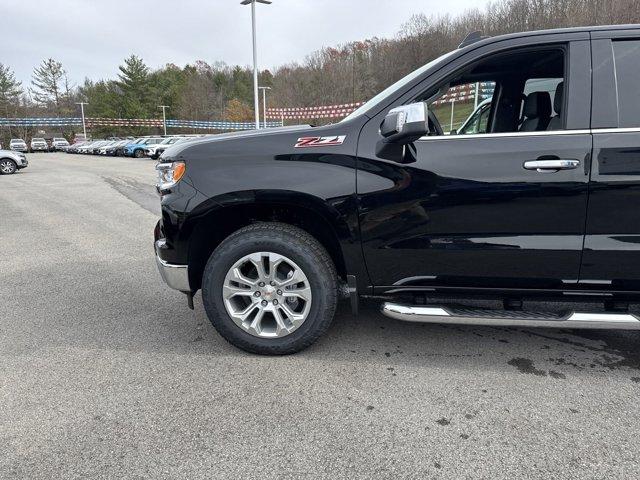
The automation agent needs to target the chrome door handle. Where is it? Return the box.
[523,159,580,172]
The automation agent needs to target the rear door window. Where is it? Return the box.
[612,40,640,128]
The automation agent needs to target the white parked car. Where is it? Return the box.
[145,137,183,160]
[51,137,70,151]
[0,149,28,174]
[30,137,48,152]
[9,139,28,152]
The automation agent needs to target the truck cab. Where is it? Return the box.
[155,25,640,354]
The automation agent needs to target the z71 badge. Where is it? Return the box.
[294,135,346,148]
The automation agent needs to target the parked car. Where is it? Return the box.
[51,137,70,151]
[30,137,48,153]
[77,140,104,154]
[110,139,137,157]
[124,137,162,158]
[0,149,28,174]
[154,24,640,355]
[455,98,492,135]
[9,139,28,153]
[97,140,125,156]
[64,140,88,153]
[145,137,183,160]
[91,140,114,155]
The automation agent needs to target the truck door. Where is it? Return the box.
[357,36,593,291]
[581,32,640,291]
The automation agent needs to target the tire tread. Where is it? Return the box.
[201,222,338,355]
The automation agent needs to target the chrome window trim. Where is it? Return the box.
[416,127,640,141]
[592,127,640,134]
[417,129,591,141]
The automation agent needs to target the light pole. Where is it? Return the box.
[241,0,272,129]
[258,86,271,128]
[158,105,169,135]
[76,102,88,139]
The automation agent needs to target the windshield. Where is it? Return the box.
[341,49,457,122]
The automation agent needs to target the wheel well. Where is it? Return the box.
[188,203,348,291]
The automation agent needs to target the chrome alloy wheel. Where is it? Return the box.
[0,160,16,174]
[222,252,312,338]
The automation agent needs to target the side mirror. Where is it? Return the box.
[380,102,429,143]
[376,102,429,162]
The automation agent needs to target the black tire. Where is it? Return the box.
[0,159,17,175]
[201,222,338,355]
[134,149,145,158]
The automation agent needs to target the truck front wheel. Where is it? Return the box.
[201,222,338,355]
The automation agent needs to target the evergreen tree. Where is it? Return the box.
[31,58,66,114]
[116,55,152,118]
[0,63,22,115]
[0,64,23,138]
[0,64,23,107]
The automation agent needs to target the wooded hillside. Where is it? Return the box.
[1,0,638,138]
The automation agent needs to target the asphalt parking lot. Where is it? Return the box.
[2,152,640,479]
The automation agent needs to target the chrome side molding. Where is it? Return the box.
[381,303,640,330]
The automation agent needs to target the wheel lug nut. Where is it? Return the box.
[273,299,279,305]
[270,281,276,286]
[261,300,268,306]
[258,282,265,287]
[277,290,282,295]
[254,291,261,297]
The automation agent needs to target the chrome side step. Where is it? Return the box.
[381,303,640,330]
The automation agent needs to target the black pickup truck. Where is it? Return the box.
[155,24,640,354]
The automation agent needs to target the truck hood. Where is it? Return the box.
[164,124,314,159]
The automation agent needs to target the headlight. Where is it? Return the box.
[156,161,186,192]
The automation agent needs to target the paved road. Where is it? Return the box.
[2,153,640,479]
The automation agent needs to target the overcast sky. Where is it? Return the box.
[2,0,490,86]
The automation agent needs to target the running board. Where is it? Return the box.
[381,303,640,330]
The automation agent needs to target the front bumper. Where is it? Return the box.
[155,239,190,292]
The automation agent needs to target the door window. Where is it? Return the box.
[424,48,566,135]
[612,40,640,128]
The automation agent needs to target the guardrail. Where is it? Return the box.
[0,117,283,131]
